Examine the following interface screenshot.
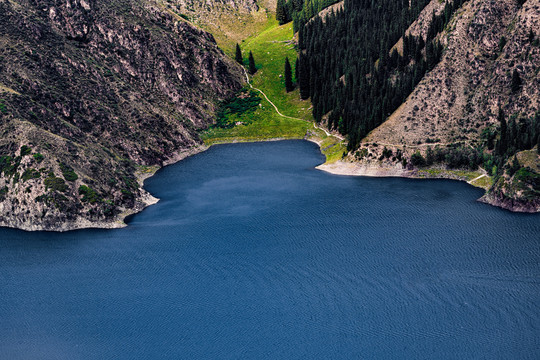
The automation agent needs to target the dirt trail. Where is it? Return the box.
[242,67,344,140]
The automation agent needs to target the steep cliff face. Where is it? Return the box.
[0,0,244,230]
[339,0,539,212]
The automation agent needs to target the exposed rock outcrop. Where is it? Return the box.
[480,149,540,213]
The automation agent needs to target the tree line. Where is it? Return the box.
[276,0,339,27]
[295,0,466,150]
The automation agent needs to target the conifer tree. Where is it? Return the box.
[295,57,299,82]
[511,69,522,93]
[248,51,257,75]
[284,57,294,92]
[298,55,310,99]
[235,43,243,65]
[292,0,303,12]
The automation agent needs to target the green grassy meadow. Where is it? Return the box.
[201,16,345,163]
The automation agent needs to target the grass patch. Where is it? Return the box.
[471,175,494,190]
[202,19,314,144]
[516,149,540,172]
[136,165,159,175]
[241,20,312,120]
[319,137,347,163]
[417,168,484,182]
[202,112,309,145]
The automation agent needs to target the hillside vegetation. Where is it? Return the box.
[297,0,539,212]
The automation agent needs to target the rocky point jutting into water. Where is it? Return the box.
[317,0,539,213]
[0,0,244,231]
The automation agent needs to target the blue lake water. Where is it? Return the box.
[1,140,539,359]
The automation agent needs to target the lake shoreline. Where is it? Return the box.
[1,137,529,232]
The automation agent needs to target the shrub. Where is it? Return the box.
[215,90,262,128]
[0,156,21,177]
[44,175,67,192]
[410,151,426,167]
[33,153,44,163]
[382,147,392,158]
[0,186,8,201]
[79,185,100,203]
[59,162,78,181]
[20,145,32,156]
[121,188,133,199]
[22,168,40,182]
[102,199,115,217]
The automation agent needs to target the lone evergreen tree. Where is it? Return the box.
[235,43,243,65]
[248,51,257,75]
[284,57,293,92]
[511,69,522,93]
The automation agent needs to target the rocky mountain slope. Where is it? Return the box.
[158,0,267,50]
[0,0,244,231]
[323,0,539,212]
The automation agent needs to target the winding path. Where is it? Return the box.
[241,68,344,141]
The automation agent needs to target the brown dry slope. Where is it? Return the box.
[366,0,538,149]
[159,0,270,52]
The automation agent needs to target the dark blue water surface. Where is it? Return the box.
[1,140,539,359]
